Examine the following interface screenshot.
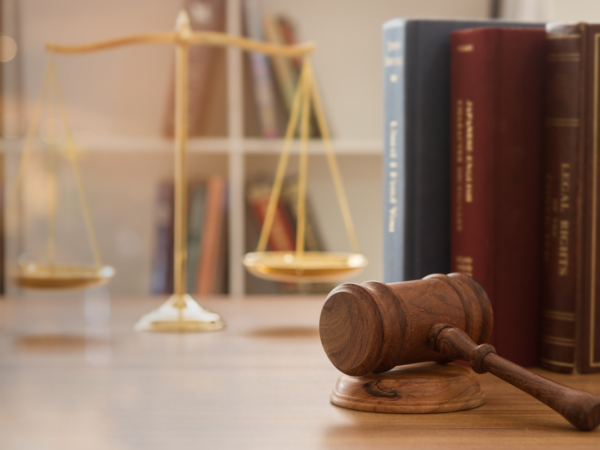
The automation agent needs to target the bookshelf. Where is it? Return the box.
[5,0,491,296]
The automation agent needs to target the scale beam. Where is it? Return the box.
[45,31,315,57]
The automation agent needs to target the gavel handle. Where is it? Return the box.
[428,324,600,431]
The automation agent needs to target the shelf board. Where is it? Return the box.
[1,136,383,155]
[242,138,382,155]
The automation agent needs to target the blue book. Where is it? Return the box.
[382,19,542,283]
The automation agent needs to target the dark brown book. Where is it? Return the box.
[450,27,546,367]
[163,0,226,137]
[542,23,600,374]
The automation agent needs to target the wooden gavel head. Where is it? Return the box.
[319,272,493,376]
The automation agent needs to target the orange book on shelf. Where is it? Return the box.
[195,176,227,295]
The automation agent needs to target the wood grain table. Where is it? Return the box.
[0,295,599,449]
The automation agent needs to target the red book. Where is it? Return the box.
[278,17,301,71]
[450,27,545,367]
[247,181,295,252]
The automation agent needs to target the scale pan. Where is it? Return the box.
[15,264,115,290]
[243,251,367,283]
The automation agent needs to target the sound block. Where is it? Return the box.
[331,362,485,414]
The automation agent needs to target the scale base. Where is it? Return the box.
[331,362,485,414]
[134,294,225,332]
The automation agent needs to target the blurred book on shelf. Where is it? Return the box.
[243,0,281,138]
[150,176,228,296]
[263,13,297,118]
[150,181,175,295]
[195,176,228,296]
[246,178,334,295]
[277,16,302,71]
[163,0,227,138]
[186,182,206,293]
[243,1,323,138]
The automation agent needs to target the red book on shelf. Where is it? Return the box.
[450,27,546,367]
[247,181,295,252]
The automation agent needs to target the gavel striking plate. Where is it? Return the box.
[319,273,600,431]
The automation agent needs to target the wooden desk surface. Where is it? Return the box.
[1,295,599,449]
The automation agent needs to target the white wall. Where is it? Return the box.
[500,0,600,22]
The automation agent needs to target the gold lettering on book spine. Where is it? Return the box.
[388,117,398,234]
[465,100,474,203]
[558,220,569,276]
[456,99,464,231]
[455,255,473,276]
[557,163,571,277]
[543,309,576,321]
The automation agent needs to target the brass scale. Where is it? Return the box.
[11,11,367,331]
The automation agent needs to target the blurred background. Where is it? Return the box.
[1,0,600,299]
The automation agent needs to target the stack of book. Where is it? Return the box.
[242,0,320,138]
[150,176,228,296]
[383,19,600,374]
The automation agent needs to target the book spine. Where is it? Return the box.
[541,24,586,373]
[382,20,406,283]
[163,0,225,137]
[450,29,497,347]
[263,14,298,112]
[278,17,301,71]
[196,177,227,296]
[451,28,545,367]
[213,188,229,294]
[579,25,600,373]
[280,179,324,252]
[247,181,296,252]
[186,183,206,293]
[150,182,174,294]
[243,0,279,138]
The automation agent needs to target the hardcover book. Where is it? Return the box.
[382,19,542,283]
[450,27,546,367]
[542,22,600,374]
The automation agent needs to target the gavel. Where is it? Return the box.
[319,273,600,431]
